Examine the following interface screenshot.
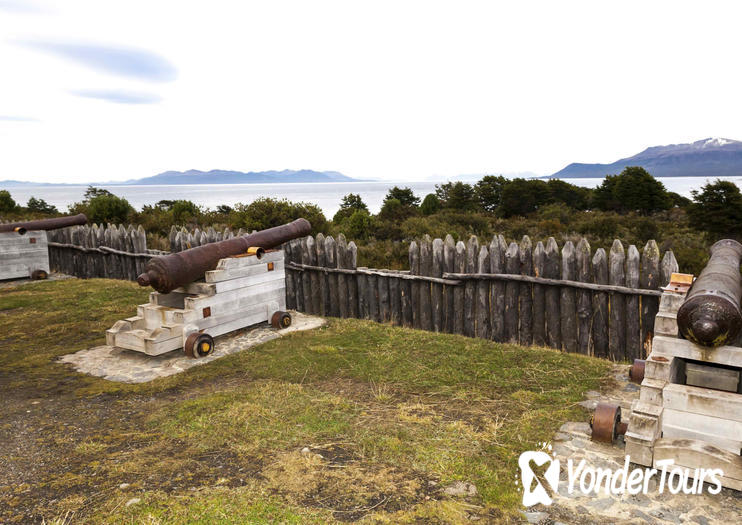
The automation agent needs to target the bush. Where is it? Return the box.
[420,193,441,215]
[0,190,17,213]
[687,179,742,240]
[333,194,368,223]
[435,181,478,211]
[85,194,135,224]
[26,197,58,215]
[231,198,327,235]
[345,210,374,241]
[593,167,671,214]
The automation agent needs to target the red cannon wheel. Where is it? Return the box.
[271,311,292,329]
[184,332,215,359]
[590,402,627,443]
[629,359,646,384]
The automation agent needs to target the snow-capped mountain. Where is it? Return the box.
[550,138,742,178]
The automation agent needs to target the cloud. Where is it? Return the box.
[18,40,177,82]
[70,89,162,104]
[0,0,46,13]
[0,115,40,122]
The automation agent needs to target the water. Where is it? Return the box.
[3,176,741,217]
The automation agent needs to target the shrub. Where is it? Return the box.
[687,179,742,240]
[420,193,441,215]
[0,190,17,213]
[26,197,58,215]
[231,198,327,235]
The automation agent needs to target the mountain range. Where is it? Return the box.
[550,138,742,178]
[121,169,359,185]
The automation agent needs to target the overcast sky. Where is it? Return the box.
[2,0,741,183]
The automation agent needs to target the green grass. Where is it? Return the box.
[0,279,612,524]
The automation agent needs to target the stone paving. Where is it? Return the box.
[59,312,325,383]
[522,365,742,524]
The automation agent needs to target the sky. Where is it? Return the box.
[2,0,742,184]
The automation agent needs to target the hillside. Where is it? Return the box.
[122,169,359,185]
[551,137,742,178]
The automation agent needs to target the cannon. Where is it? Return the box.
[0,213,88,281]
[677,239,742,347]
[137,218,311,294]
[0,213,88,234]
[108,219,311,358]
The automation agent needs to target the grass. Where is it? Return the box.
[0,279,612,523]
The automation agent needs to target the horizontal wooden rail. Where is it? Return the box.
[443,272,663,297]
[287,261,461,285]
[48,241,154,259]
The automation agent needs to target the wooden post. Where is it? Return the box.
[544,237,561,349]
[335,235,347,317]
[169,225,178,253]
[432,238,444,331]
[443,235,455,333]
[325,236,339,317]
[192,228,202,247]
[378,270,390,322]
[409,240,420,327]
[560,241,577,352]
[316,233,328,317]
[464,236,479,337]
[519,235,533,346]
[476,245,490,339]
[490,235,506,342]
[532,241,546,346]
[504,242,519,342]
[591,248,609,358]
[454,241,466,335]
[347,241,359,318]
[660,250,678,287]
[576,238,592,355]
[640,240,661,357]
[609,239,626,361]
[301,237,314,314]
[291,239,305,312]
[284,241,296,310]
[419,236,433,330]
[626,245,641,361]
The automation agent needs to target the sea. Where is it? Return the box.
[3,176,741,218]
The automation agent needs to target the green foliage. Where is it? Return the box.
[333,193,368,222]
[378,198,416,223]
[383,186,420,208]
[593,167,671,214]
[435,181,478,211]
[86,194,134,224]
[688,179,742,240]
[25,196,58,215]
[170,200,202,224]
[420,193,441,215]
[546,179,591,210]
[345,209,374,240]
[231,197,327,235]
[0,189,18,213]
[498,178,547,217]
[475,175,507,212]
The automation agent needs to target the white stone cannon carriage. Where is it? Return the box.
[106,248,292,358]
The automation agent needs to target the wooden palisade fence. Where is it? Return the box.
[42,223,678,362]
[284,234,679,362]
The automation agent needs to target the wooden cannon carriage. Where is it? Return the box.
[592,239,742,491]
[0,214,87,281]
[106,219,310,358]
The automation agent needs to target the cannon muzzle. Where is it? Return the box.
[0,213,88,234]
[137,218,311,293]
[677,239,742,347]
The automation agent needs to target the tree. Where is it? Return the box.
[0,190,17,213]
[333,193,368,222]
[86,193,135,224]
[346,210,374,240]
[26,196,58,214]
[378,198,414,222]
[593,167,670,214]
[687,179,742,240]
[475,175,508,212]
[420,193,441,215]
[383,187,420,208]
[435,181,477,211]
[498,178,548,217]
[232,197,327,235]
[170,200,201,224]
[545,179,590,210]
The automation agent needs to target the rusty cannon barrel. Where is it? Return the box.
[0,213,88,234]
[137,218,311,294]
[677,239,742,347]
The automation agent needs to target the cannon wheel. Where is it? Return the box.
[629,359,646,384]
[31,269,48,280]
[271,311,292,329]
[590,402,623,443]
[184,332,215,359]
